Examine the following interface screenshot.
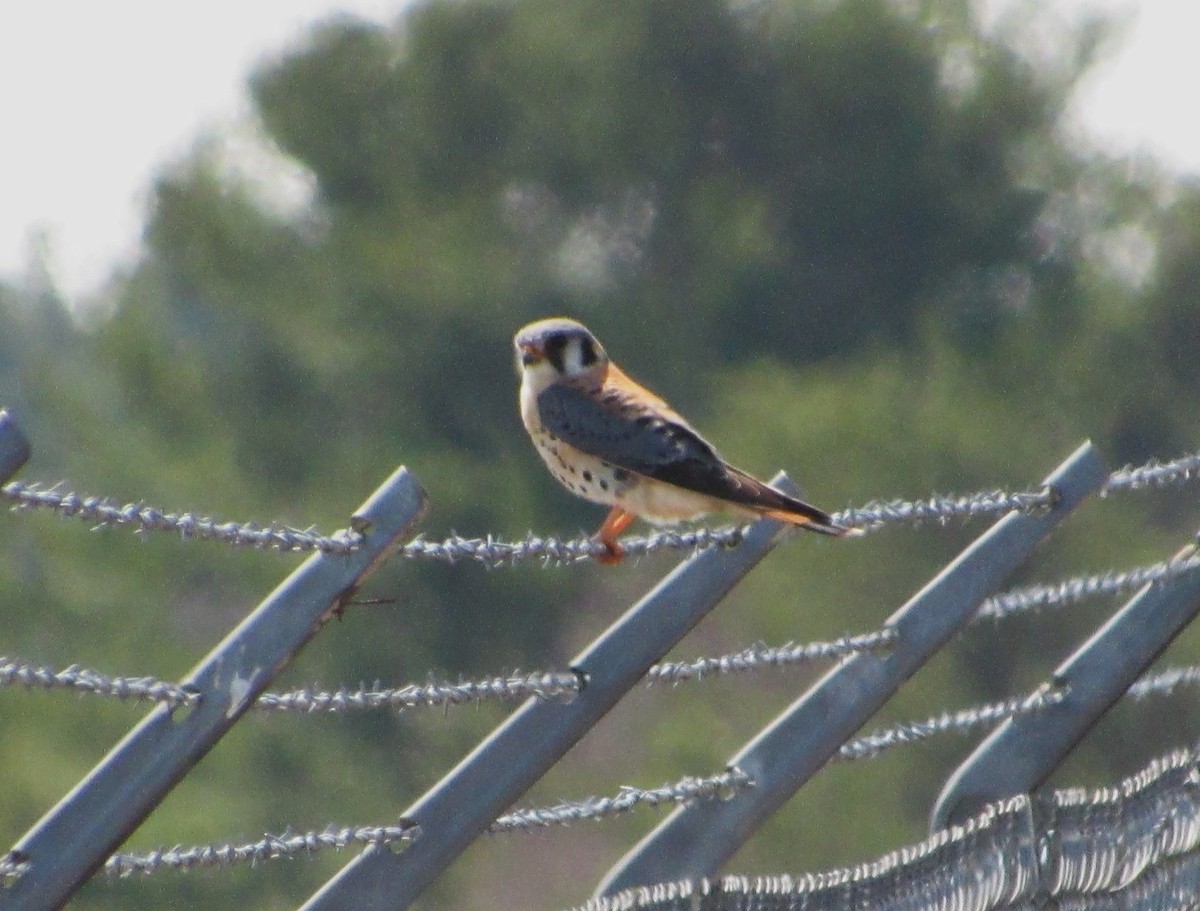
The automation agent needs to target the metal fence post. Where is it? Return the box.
[0,467,428,911]
[596,441,1108,897]
[0,411,32,483]
[932,537,1200,830]
[296,476,805,911]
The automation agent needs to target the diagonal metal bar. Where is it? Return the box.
[0,410,32,483]
[931,536,1200,830]
[596,441,1108,896]
[296,475,804,911]
[0,466,428,911]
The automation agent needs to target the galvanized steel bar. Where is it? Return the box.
[932,537,1200,830]
[297,475,803,911]
[0,410,32,483]
[597,441,1108,896]
[0,466,428,911]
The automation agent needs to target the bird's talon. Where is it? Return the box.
[595,538,625,565]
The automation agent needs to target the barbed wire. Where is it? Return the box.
[4,450,1198,894]
[839,664,1200,764]
[9,663,1199,885]
[1128,664,1200,699]
[646,630,898,684]
[1104,451,1200,492]
[836,686,1065,762]
[5,549,1195,715]
[4,448,1198,565]
[972,553,1200,624]
[0,481,361,553]
[102,823,420,878]
[396,525,748,567]
[833,488,1055,531]
[0,656,198,708]
[66,663,1200,881]
[100,768,752,878]
[255,671,581,713]
[0,657,582,713]
[253,630,901,713]
[487,767,752,834]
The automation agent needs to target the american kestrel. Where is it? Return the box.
[514,317,858,564]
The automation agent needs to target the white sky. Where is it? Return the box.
[1,0,1199,305]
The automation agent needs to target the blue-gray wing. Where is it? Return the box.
[535,383,721,481]
[536,382,845,533]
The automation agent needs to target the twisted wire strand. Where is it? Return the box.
[396,525,748,567]
[836,686,1065,762]
[102,768,752,877]
[0,481,362,554]
[645,630,898,685]
[838,664,1200,765]
[972,554,1200,623]
[487,767,752,833]
[833,487,1056,530]
[1128,665,1200,699]
[1104,451,1200,492]
[5,448,1198,565]
[104,823,419,877]
[0,656,198,708]
[254,672,582,713]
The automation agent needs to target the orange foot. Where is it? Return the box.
[594,506,636,566]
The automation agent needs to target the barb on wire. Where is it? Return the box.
[103,769,752,877]
[7,448,1200,565]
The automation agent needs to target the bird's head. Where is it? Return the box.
[514,318,608,392]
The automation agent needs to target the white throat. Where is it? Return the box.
[518,361,558,433]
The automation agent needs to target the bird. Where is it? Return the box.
[513,317,859,564]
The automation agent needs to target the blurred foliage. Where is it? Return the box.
[3,0,1200,909]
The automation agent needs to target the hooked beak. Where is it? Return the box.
[518,340,544,366]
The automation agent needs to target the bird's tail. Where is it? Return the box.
[727,467,862,538]
[762,508,861,537]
